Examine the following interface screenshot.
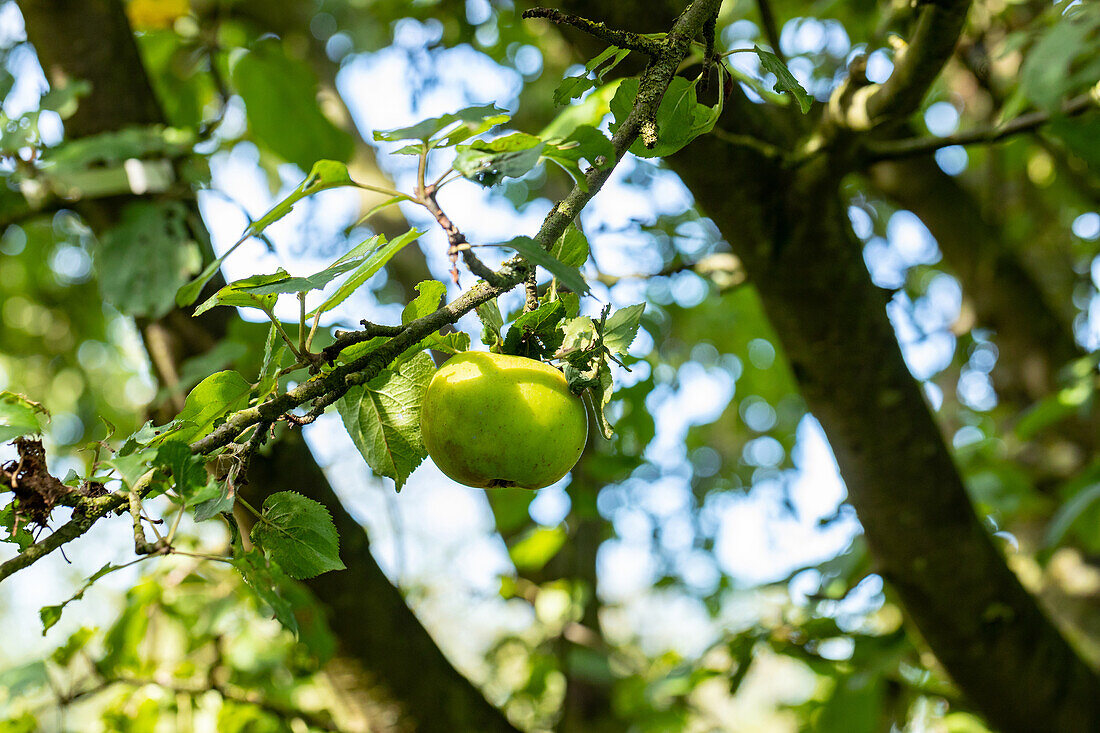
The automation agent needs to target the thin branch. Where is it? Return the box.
[418,181,507,286]
[755,0,785,64]
[0,492,136,582]
[862,0,972,124]
[320,320,405,363]
[521,7,662,56]
[864,91,1098,162]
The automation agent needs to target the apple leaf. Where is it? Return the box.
[503,300,566,360]
[172,371,252,443]
[310,229,423,317]
[0,391,49,442]
[233,549,299,634]
[589,361,616,439]
[549,224,590,268]
[336,351,435,491]
[373,104,510,146]
[193,271,283,317]
[602,303,645,355]
[250,491,345,580]
[177,160,358,306]
[541,125,614,191]
[231,42,353,170]
[500,235,589,295]
[609,76,722,158]
[99,201,202,318]
[402,280,447,324]
[238,258,364,296]
[553,46,631,106]
[256,322,287,401]
[39,562,125,633]
[153,441,206,503]
[477,299,505,351]
[754,46,812,114]
[454,133,545,187]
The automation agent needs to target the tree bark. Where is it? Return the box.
[18,2,517,730]
[667,131,1100,732]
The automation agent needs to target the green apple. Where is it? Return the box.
[420,350,588,489]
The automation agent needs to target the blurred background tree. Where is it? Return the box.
[1,0,1099,731]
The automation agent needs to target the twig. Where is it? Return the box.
[522,7,662,56]
[417,180,507,286]
[0,490,146,582]
[755,0,784,64]
[524,271,539,312]
[127,470,165,555]
[320,320,405,363]
[864,92,1098,162]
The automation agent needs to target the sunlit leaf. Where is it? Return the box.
[337,351,435,491]
[250,491,345,579]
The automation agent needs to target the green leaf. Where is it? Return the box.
[101,452,154,490]
[553,46,631,106]
[589,361,615,439]
[173,371,252,443]
[503,300,566,360]
[98,201,202,318]
[454,133,545,186]
[250,491,345,579]
[541,125,614,191]
[193,271,283,317]
[153,440,207,504]
[557,316,597,359]
[51,627,95,666]
[603,303,645,355]
[1046,482,1100,549]
[500,235,589,295]
[477,299,505,350]
[239,258,363,296]
[231,41,353,170]
[310,229,423,317]
[234,550,299,634]
[541,80,623,140]
[337,352,435,491]
[402,280,447,325]
[350,193,413,229]
[256,322,286,401]
[179,160,367,306]
[1020,6,1100,112]
[373,104,510,146]
[0,391,49,442]
[754,46,813,113]
[40,562,125,634]
[1,503,34,551]
[509,526,567,572]
[609,76,724,158]
[549,224,590,268]
[415,331,471,356]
